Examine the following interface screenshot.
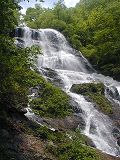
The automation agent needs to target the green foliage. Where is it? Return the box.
[0,36,41,108]
[35,125,65,142]
[47,131,100,160]
[71,83,113,114]
[0,0,43,109]
[0,0,18,35]
[31,83,72,118]
[27,124,100,160]
[32,124,100,160]
[89,93,113,114]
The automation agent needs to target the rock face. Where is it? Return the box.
[40,67,64,87]
[31,30,41,40]
[43,115,85,131]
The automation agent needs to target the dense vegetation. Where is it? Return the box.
[31,82,72,118]
[24,0,120,80]
[0,0,39,111]
[28,123,100,160]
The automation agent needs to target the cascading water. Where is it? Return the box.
[15,27,120,156]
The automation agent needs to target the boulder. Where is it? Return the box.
[16,27,25,38]
[69,99,83,114]
[70,83,104,95]
[31,30,41,40]
[40,68,64,87]
[20,108,27,114]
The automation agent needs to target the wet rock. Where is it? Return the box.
[16,38,24,43]
[90,122,97,134]
[85,138,96,148]
[106,86,120,101]
[31,30,41,40]
[29,85,44,98]
[70,83,113,115]
[70,99,83,113]
[117,137,120,146]
[40,68,64,87]
[112,128,120,138]
[20,108,27,114]
[16,27,25,38]
[114,120,120,129]
[70,49,95,73]
[16,42,24,48]
[75,114,86,130]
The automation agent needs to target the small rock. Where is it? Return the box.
[20,108,27,114]
[117,137,120,146]
[85,138,96,148]
[112,128,120,138]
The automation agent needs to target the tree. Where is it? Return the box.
[0,0,42,109]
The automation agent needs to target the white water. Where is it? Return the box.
[16,27,120,156]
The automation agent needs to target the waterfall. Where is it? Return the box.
[15,27,120,156]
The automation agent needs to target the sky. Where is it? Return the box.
[19,0,80,14]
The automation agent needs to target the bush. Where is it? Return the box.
[31,82,72,118]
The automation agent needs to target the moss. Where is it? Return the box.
[89,93,113,114]
[70,83,104,95]
[31,82,72,118]
[70,83,113,115]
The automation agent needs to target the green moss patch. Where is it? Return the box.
[70,83,113,115]
[89,93,113,114]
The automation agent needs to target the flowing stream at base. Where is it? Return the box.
[15,27,120,156]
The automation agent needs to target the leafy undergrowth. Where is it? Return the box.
[47,133,100,160]
[0,104,117,160]
[30,81,72,118]
[27,122,101,160]
[70,83,113,115]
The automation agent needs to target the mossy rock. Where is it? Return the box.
[70,83,104,95]
[70,83,113,115]
[89,93,113,114]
